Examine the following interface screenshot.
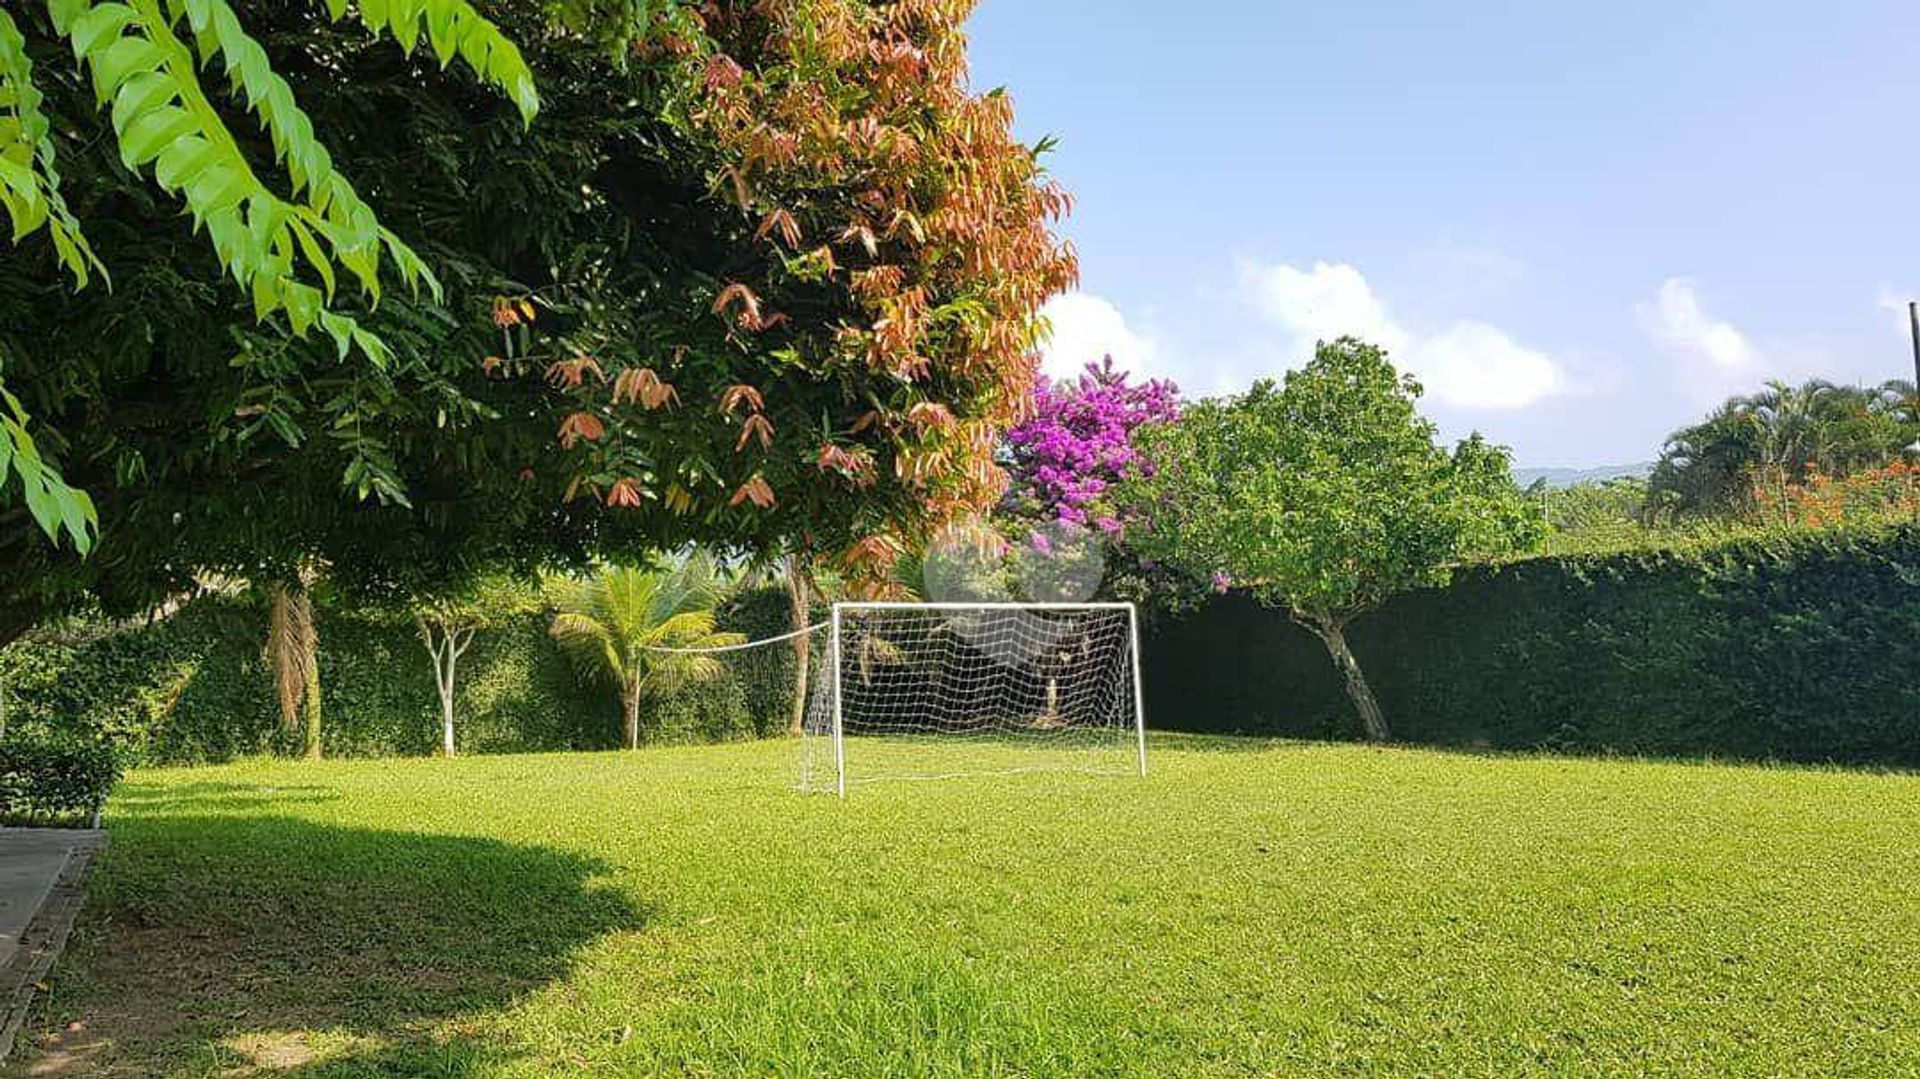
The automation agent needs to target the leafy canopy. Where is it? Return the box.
[1123,337,1543,626]
[0,1,1073,635]
[0,0,541,548]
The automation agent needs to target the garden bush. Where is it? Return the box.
[0,737,122,824]
[0,587,803,765]
[1145,522,1920,766]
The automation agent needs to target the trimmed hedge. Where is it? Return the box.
[0,738,121,824]
[0,587,806,765]
[12,527,1912,768]
[1144,523,1920,766]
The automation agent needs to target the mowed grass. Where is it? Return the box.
[13,736,1920,1078]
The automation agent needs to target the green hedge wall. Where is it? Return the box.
[1143,523,1920,766]
[0,587,804,765]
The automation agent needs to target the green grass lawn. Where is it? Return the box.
[12,736,1920,1078]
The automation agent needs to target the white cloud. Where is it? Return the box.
[1036,292,1159,382]
[1417,322,1566,410]
[1240,261,1407,353]
[1639,277,1759,374]
[1236,260,1567,410]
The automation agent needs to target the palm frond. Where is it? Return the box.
[548,609,622,682]
[546,555,746,741]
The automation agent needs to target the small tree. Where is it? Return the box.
[414,576,538,759]
[548,556,746,749]
[1123,338,1543,741]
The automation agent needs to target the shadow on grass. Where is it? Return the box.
[16,804,642,1078]
[1149,729,1920,776]
[105,780,342,814]
[1145,731,1319,755]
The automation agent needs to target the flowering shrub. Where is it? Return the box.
[1004,357,1180,540]
[1754,460,1920,529]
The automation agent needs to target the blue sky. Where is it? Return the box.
[967,2,1920,466]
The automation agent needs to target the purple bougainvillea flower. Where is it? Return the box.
[1004,355,1180,534]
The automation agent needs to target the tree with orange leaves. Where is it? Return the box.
[540,0,1078,586]
[0,2,1072,641]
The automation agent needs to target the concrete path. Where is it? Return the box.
[0,830,106,1064]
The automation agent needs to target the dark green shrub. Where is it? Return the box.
[0,586,807,764]
[0,738,122,824]
[1145,523,1920,766]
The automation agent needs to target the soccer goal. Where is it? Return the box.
[800,602,1146,795]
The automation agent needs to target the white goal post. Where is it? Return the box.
[801,602,1147,796]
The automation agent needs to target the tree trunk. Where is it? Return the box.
[1310,619,1391,742]
[302,645,323,759]
[785,555,810,738]
[441,645,458,758]
[623,680,642,750]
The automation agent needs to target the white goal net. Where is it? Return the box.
[800,602,1146,795]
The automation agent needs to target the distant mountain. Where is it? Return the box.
[1512,462,1653,489]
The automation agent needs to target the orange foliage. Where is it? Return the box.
[682,0,1075,573]
[556,411,606,449]
[550,1,1074,574]
[605,477,645,508]
[729,474,777,509]
[610,367,679,410]
[545,356,604,389]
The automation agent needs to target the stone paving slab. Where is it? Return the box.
[0,830,106,1065]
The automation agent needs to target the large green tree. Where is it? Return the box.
[1122,338,1543,741]
[0,1,1074,648]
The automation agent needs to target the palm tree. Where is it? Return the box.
[548,556,746,750]
[1649,378,1920,520]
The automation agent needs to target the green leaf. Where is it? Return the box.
[320,0,541,124]
[0,8,102,286]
